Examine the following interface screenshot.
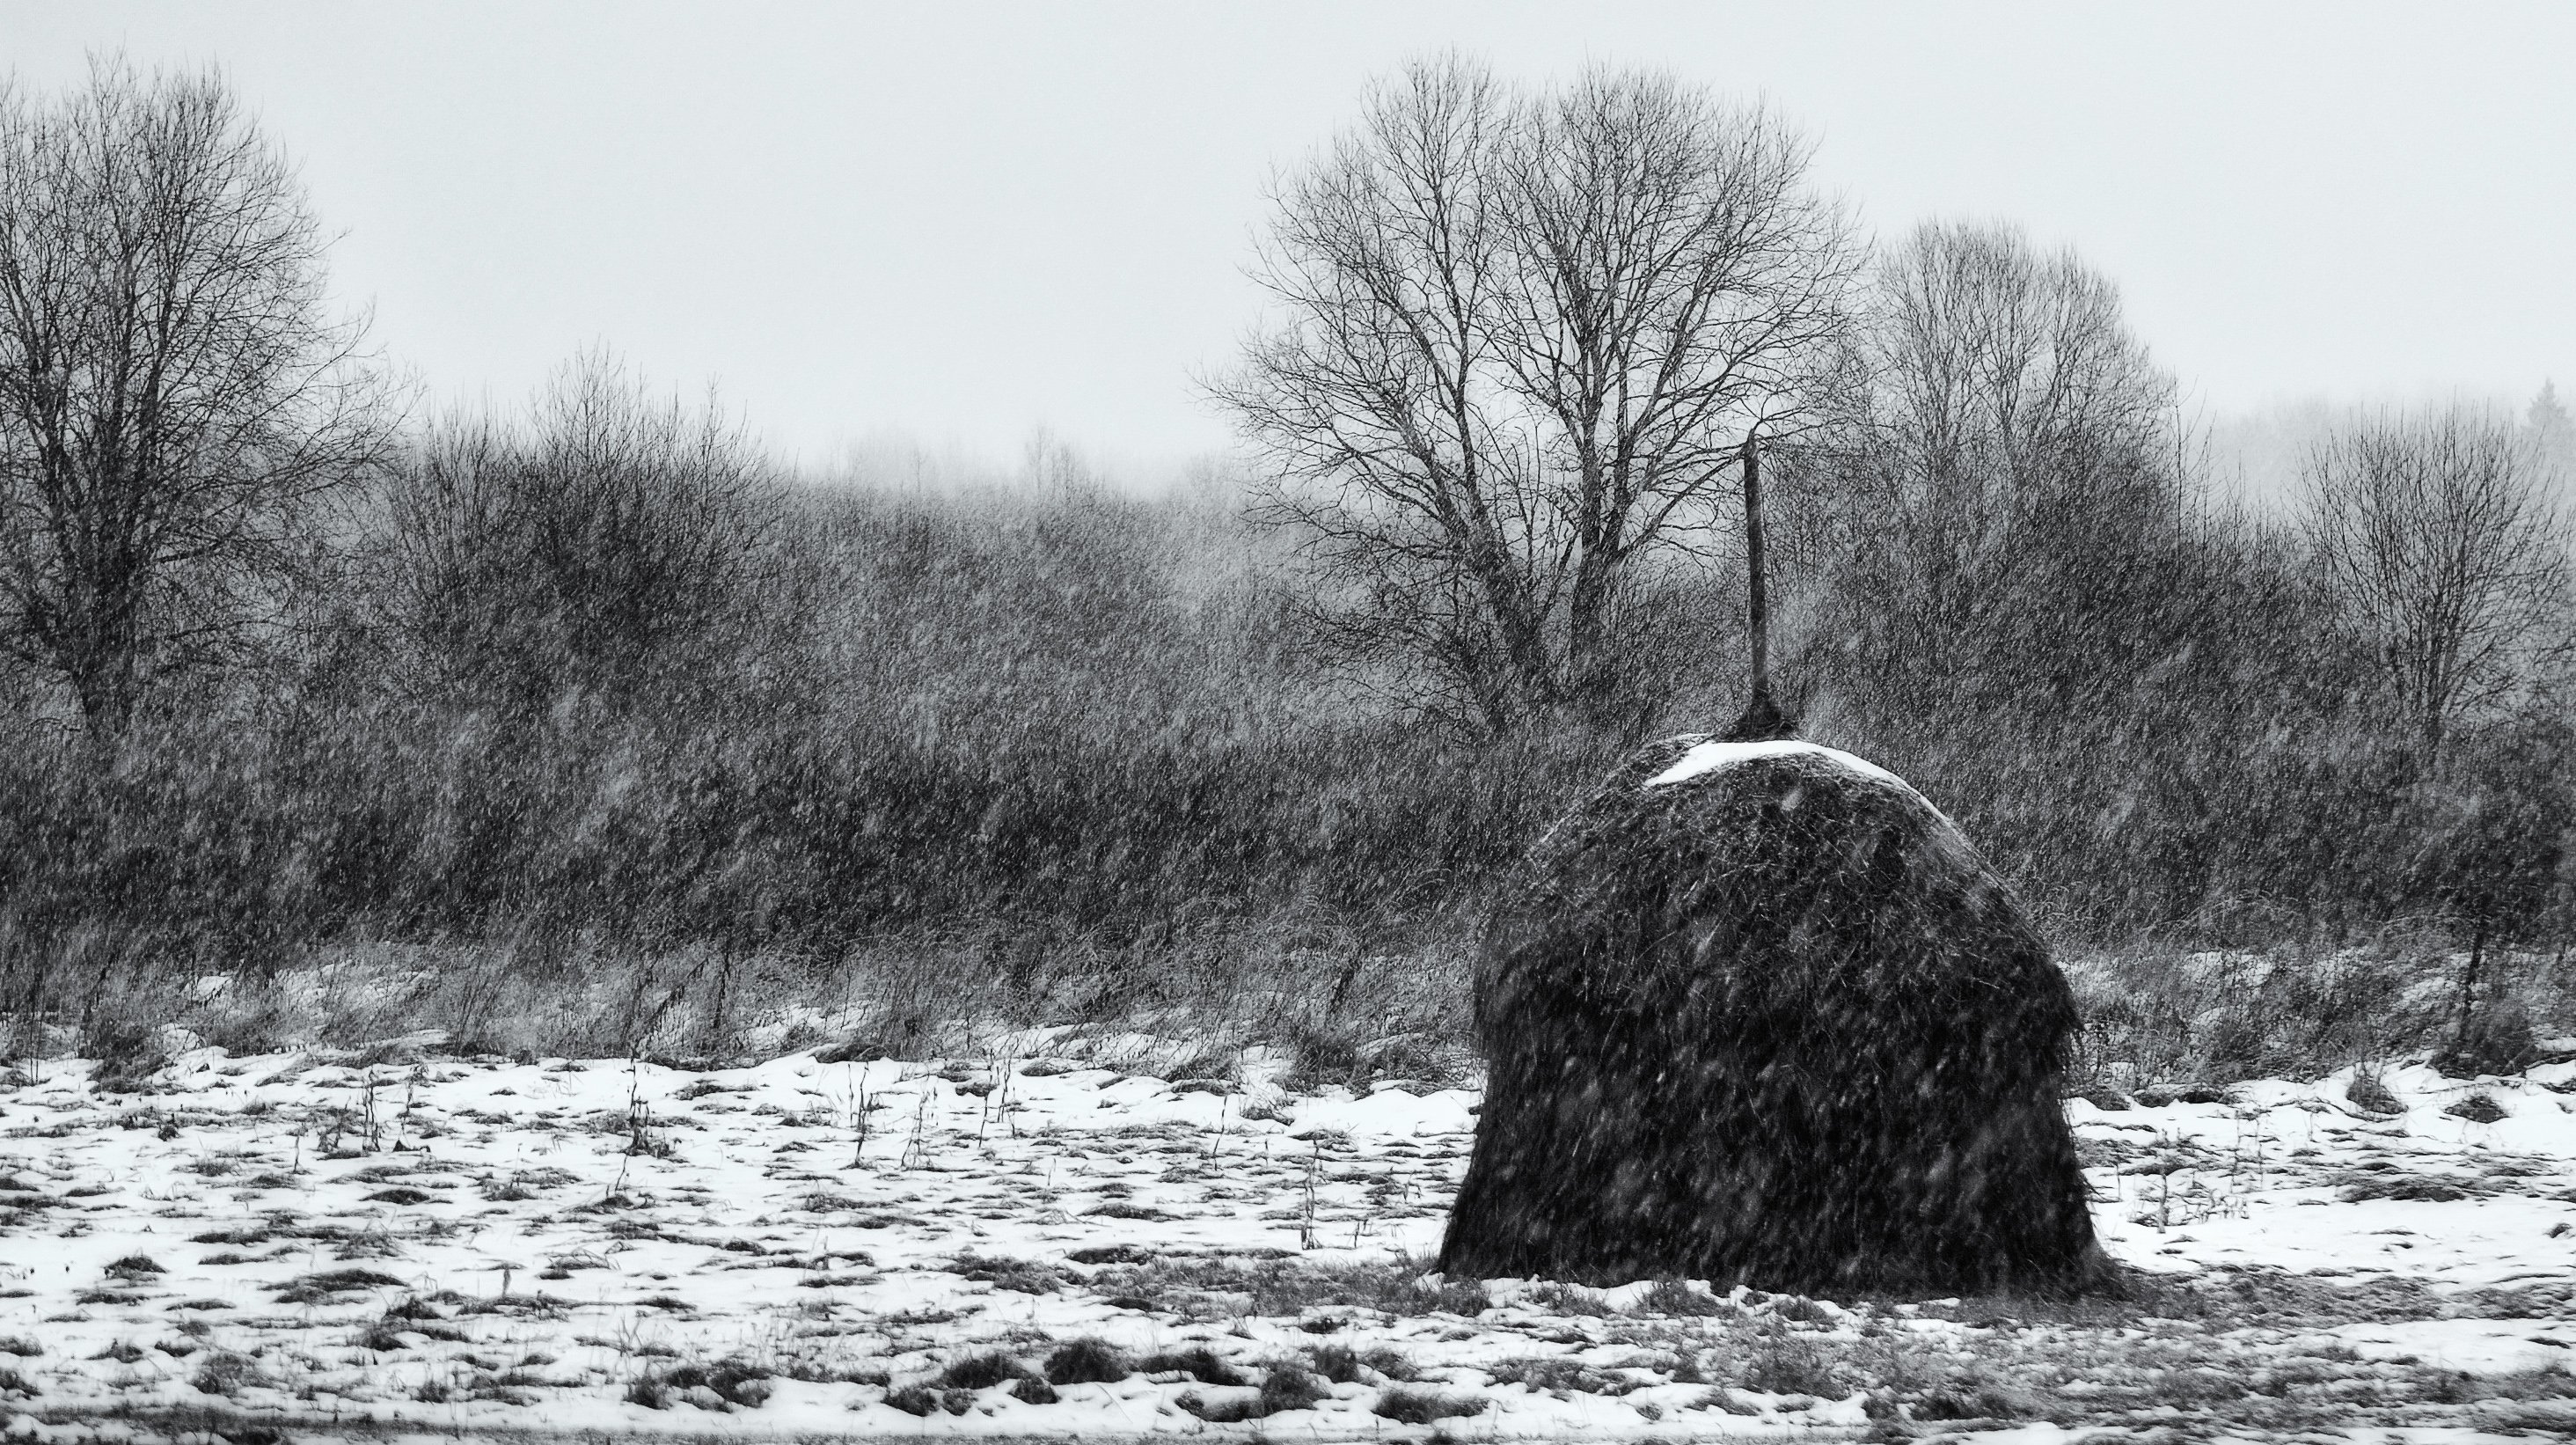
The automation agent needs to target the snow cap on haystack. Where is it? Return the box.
[1439,730,2112,1296]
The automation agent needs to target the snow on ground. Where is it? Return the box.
[0,1038,2572,1442]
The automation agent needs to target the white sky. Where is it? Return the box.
[4,2,2572,477]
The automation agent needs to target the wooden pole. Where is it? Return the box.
[1721,432,1793,741]
[1743,434,1769,705]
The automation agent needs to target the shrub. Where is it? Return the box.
[2435,997,2543,1077]
[1065,1243,1153,1265]
[949,1251,1064,1295]
[1524,1280,1609,1317]
[2347,1071,2404,1114]
[2446,1092,2509,1123]
[1257,1364,1328,1415]
[1172,1365,1330,1424]
[1428,1275,1489,1315]
[1769,1294,1833,1324]
[1741,1338,1845,1397]
[1175,1390,1253,1424]
[1138,1346,1247,1386]
[1308,1343,1365,1383]
[191,1352,263,1396]
[1361,1346,1419,1382]
[936,1350,1031,1390]
[628,1358,775,1411]
[1372,1385,1488,1423]
[1043,1338,1131,1385]
[882,1383,940,1416]
[1087,1252,1482,1319]
[1278,1016,1369,1092]
[1634,1278,1731,1317]
[1489,1356,1606,1393]
[274,1267,406,1302]
[85,1012,170,1089]
[1912,1382,2020,1419]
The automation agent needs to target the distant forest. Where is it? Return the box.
[4,59,2573,1056]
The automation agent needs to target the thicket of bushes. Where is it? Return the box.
[4,449,2571,1077]
[4,61,2572,1080]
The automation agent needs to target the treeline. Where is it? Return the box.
[0,351,1598,1013]
[1779,226,2576,946]
[3,61,2573,1053]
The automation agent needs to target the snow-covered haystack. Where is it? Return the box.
[1438,735,2114,1297]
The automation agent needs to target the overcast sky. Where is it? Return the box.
[4,2,2572,477]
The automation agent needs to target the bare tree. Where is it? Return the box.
[381,351,782,709]
[1816,221,2179,708]
[1214,56,1856,735]
[0,59,391,732]
[2300,410,2571,765]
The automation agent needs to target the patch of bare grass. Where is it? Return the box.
[1079,1251,1484,1319]
[272,1267,406,1304]
[1372,1384,1489,1423]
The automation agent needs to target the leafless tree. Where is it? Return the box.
[1213,55,1857,735]
[381,351,782,708]
[0,59,392,732]
[2300,410,2571,765]
[1816,220,2179,707]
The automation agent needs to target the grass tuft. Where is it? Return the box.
[273,1267,406,1303]
[1043,1338,1131,1385]
[1138,1346,1248,1386]
[935,1350,1032,1390]
[1372,1385,1488,1423]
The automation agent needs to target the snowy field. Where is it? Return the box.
[3,1033,2574,1443]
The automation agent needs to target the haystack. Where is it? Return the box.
[1438,734,2111,1297]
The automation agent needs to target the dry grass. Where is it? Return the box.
[18,899,2568,1125]
[28,922,1478,1104]
[2065,936,2576,1096]
[1071,1250,1488,1321]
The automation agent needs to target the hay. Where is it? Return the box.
[1438,734,2111,1297]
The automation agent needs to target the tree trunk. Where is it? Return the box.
[2451,919,2487,1061]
